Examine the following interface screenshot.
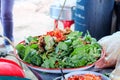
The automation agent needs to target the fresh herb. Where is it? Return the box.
[16,30,102,68]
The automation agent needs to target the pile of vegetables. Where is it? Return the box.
[16,29,102,68]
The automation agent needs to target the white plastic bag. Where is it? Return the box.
[110,54,120,80]
[95,31,120,68]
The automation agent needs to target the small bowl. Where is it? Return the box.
[62,71,111,80]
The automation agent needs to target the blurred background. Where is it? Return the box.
[0,0,55,45]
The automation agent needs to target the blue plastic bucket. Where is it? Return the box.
[74,0,114,40]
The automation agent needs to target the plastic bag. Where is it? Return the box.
[95,31,120,68]
[110,54,120,80]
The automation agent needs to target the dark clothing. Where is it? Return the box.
[114,2,120,31]
[0,0,14,45]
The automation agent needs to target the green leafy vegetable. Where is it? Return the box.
[16,30,102,68]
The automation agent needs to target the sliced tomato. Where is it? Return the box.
[47,31,54,36]
[46,29,66,42]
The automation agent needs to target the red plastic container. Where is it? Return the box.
[54,20,74,29]
[0,58,25,78]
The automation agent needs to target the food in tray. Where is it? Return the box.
[16,29,102,69]
[62,71,111,80]
[67,73,102,80]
